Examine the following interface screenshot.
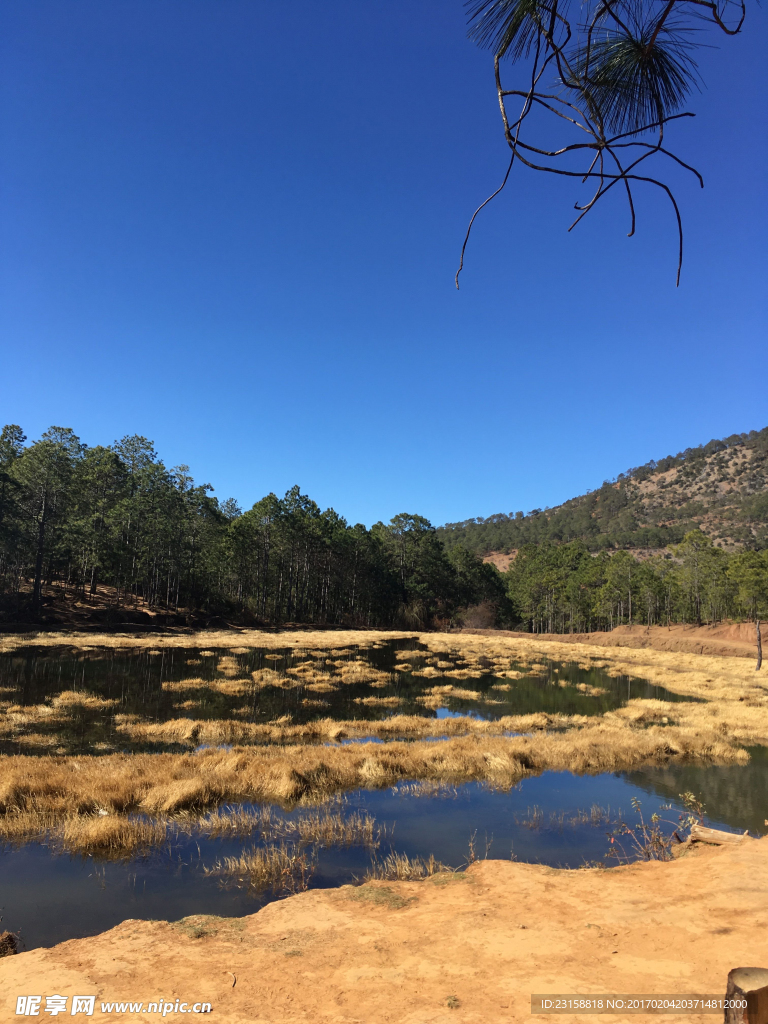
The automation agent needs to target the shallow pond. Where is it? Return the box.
[1,751,765,952]
[1,639,760,952]
[0,641,694,754]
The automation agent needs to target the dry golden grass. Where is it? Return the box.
[111,710,580,748]
[52,690,118,710]
[4,630,768,754]
[415,685,483,708]
[162,677,255,696]
[419,634,768,703]
[0,809,167,857]
[0,800,381,857]
[363,851,451,881]
[0,628,416,654]
[3,630,766,854]
[204,842,314,894]
[0,930,18,957]
[291,809,382,847]
[353,696,401,707]
[338,662,392,685]
[0,809,59,842]
[161,677,210,692]
[216,655,241,677]
[0,716,747,833]
[193,805,381,847]
[59,814,167,855]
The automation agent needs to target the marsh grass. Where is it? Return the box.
[193,805,267,838]
[2,631,764,862]
[353,696,401,707]
[0,809,167,858]
[392,780,459,799]
[0,799,382,857]
[193,805,382,848]
[0,717,748,838]
[0,628,416,654]
[292,809,382,848]
[204,842,315,895]
[516,804,613,830]
[416,684,486,707]
[109,710,575,748]
[7,633,768,755]
[0,809,59,843]
[58,814,168,856]
[363,851,451,881]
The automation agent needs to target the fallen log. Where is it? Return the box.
[690,824,749,846]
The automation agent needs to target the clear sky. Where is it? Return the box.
[1,0,766,527]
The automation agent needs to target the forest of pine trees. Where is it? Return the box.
[503,538,768,634]
[0,425,502,627]
[1,424,766,632]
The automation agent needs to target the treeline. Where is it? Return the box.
[438,426,768,555]
[0,425,503,626]
[505,536,768,633]
[2,423,767,634]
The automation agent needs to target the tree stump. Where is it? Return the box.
[725,967,768,1024]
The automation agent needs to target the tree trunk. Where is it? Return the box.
[31,492,47,614]
[757,621,763,672]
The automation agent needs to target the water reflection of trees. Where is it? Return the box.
[624,748,768,834]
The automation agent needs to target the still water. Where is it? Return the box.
[0,640,761,952]
[1,752,765,952]
[0,641,694,754]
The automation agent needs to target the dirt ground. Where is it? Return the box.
[461,622,767,661]
[1,839,764,1024]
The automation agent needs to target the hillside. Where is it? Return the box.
[438,427,768,556]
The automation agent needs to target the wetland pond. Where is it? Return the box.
[0,640,764,951]
[0,639,695,753]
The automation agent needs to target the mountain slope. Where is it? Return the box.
[438,427,768,555]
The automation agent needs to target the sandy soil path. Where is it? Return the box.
[1,839,764,1024]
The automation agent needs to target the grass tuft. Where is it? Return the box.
[204,842,315,895]
[364,851,451,881]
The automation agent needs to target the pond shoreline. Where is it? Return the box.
[1,838,764,1023]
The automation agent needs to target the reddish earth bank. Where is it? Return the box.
[1,839,765,1023]
[460,622,767,661]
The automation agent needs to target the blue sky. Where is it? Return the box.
[1,0,766,527]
